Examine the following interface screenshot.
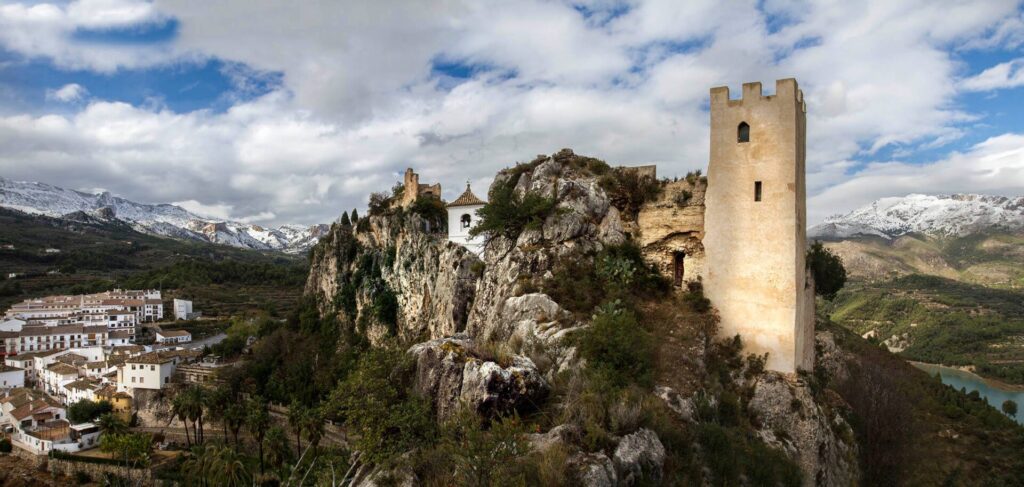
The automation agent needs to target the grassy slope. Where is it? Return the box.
[828,275,1024,384]
[0,207,307,318]
[824,231,1024,384]
[823,319,1024,486]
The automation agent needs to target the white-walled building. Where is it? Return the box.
[173,299,196,320]
[446,183,487,255]
[1,324,110,356]
[118,352,176,392]
[0,318,25,332]
[155,329,192,344]
[0,365,24,389]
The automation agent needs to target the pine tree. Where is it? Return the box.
[351,208,359,223]
[340,211,351,226]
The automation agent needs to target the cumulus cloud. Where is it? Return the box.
[0,0,1022,226]
[46,83,88,103]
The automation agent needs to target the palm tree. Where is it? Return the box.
[170,393,192,448]
[287,399,306,456]
[212,446,251,487]
[184,385,207,445]
[264,425,290,471]
[97,412,127,435]
[225,403,246,449]
[246,396,270,474]
[302,407,325,454]
[205,386,230,442]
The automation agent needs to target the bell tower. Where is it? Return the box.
[702,78,813,373]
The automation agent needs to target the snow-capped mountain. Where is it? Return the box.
[0,176,328,253]
[809,194,1024,240]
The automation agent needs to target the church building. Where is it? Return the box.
[446,183,486,255]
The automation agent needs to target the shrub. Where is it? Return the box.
[367,191,392,216]
[0,438,11,453]
[807,241,847,299]
[68,399,114,423]
[599,167,662,220]
[469,178,557,242]
[326,348,436,465]
[674,189,693,207]
[410,196,447,231]
[683,280,711,313]
[576,302,654,389]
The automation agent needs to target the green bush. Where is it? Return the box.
[469,178,557,242]
[326,348,436,465]
[806,241,847,299]
[410,196,447,231]
[0,438,11,453]
[67,399,114,423]
[544,243,669,315]
[598,167,662,220]
[576,302,654,389]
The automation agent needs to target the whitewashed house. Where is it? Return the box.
[118,352,177,392]
[446,183,487,255]
[155,329,192,344]
[0,365,24,389]
[173,299,198,320]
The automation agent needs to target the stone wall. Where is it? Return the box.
[48,457,154,486]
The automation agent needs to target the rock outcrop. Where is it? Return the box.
[612,428,666,486]
[408,337,549,421]
[748,373,859,486]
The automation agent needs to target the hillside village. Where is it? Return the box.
[0,288,217,460]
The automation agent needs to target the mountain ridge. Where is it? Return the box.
[0,176,327,253]
[809,193,1024,240]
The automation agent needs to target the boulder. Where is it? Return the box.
[655,386,696,423]
[612,428,666,486]
[409,337,549,421]
[568,452,617,487]
[461,355,549,418]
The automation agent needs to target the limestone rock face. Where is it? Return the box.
[305,213,482,343]
[748,373,859,487]
[408,337,549,421]
[636,178,706,285]
[467,152,625,344]
[612,428,666,486]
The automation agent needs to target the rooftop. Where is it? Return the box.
[448,183,486,208]
[157,329,191,337]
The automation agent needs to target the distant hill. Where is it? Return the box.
[808,194,1024,289]
[0,176,328,253]
[0,206,307,316]
[815,194,1024,385]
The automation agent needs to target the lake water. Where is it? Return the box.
[912,362,1024,425]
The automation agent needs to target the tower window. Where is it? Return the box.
[754,181,762,202]
[461,214,472,229]
[738,122,750,143]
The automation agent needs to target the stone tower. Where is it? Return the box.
[702,78,814,373]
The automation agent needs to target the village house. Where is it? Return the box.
[94,385,132,422]
[63,378,102,405]
[155,329,192,344]
[0,364,24,389]
[117,351,188,393]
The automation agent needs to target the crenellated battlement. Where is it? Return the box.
[710,78,806,113]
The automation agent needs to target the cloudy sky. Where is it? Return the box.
[1,0,1023,227]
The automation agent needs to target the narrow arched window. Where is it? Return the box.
[738,122,750,143]
[461,214,472,229]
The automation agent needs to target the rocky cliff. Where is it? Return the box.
[304,149,859,486]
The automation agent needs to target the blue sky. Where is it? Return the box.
[0,0,1023,226]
